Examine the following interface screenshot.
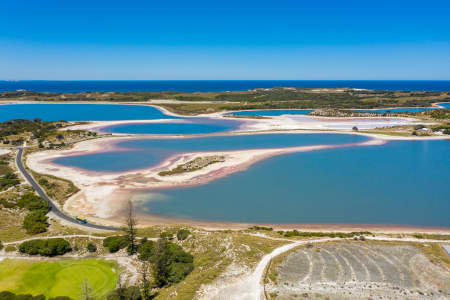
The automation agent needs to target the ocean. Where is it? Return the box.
[1,80,450,93]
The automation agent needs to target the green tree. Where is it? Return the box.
[151,239,194,287]
[123,200,138,255]
[176,229,191,241]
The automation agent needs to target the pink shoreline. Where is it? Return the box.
[46,133,379,177]
[129,213,450,233]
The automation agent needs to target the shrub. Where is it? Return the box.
[160,232,174,240]
[414,124,425,130]
[0,172,20,190]
[283,230,372,239]
[107,287,142,300]
[176,229,191,241]
[38,178,49,186]
[352,126,359,131]
[0,291,46,300]
[17,193,50,212]
[249,226,273,231]
[5,245,16,252]
[0,241,3,250]
[87,242,97,253]
[138,240,155,261]
[151,239,194,287]
[18,238,71,257]
[23,210,48,234]
[103,236,128,253]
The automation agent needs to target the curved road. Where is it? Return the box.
[16,147,117,231]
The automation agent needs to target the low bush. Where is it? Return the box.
[0,172,20,190]
[160,232,174,240]
[0,291,46,300]
[87,242,97,253]
[38,178,50,187]
[103,236,128,253]
[249,226,273,231]
[17,193,50,212]
[23,210,48,234]
[107,287,142,300]
[0,240,3,250]
[176,229,191,241]
[5,245,16,252]
[137,240,155,261]
[18,238,72,257]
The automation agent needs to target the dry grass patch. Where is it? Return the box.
[30,171,79,206]
[155,231,287,300]
[0,208,89,243]
[414,242,450,269]
[0,209,29,242]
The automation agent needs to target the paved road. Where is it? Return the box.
[16,147,117,231]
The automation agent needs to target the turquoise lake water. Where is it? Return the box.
[101,118,242,135]
[138,140,450,227]
[227,103,450,117]
[53,133,367,172]
[0,103,175,122]
[0,103,243,134]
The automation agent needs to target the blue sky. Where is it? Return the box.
[1,0,450,80]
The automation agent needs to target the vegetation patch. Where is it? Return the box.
[158,156,225,176]
[30,171,79,206]
[102,236,129,253]
[280,230,371,239]
[18,238,72,257]
[0,154,14,176]
[0,172,20,191]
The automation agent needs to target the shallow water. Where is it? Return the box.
[0,103,174,122]
[138,140,450,227]
[101,118,242,135]
[0,103,242,134]
[53,133,367,172]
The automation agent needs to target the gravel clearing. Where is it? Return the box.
[269,242,450,299]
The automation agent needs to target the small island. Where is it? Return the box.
[158,155,225,176]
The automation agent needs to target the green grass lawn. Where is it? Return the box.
[0,258,118,299]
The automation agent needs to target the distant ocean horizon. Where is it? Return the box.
[1,80,450,93]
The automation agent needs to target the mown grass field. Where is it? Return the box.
[0,258,118,299]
